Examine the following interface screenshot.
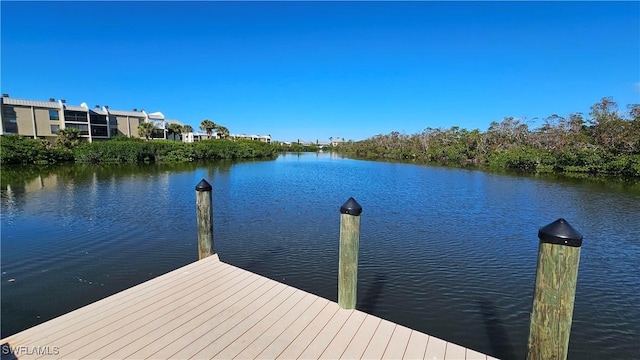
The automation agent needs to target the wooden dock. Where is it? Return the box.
[1,255,495,359]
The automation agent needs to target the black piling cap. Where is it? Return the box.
[538,218,583,247]
[195,179,212,192]
[340,197,362,216]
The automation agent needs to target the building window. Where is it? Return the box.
[51,125,60,134]
[2,106,18,133]
[152,129,165,139]
[2,106,17,118]
[4,119,18,133]
[90,113,107,124]
[91,126,108,137]
[65,123,89,135]
[64,110,87,122]
[49,109,59,121]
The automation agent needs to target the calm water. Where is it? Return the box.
[1,153,639,359]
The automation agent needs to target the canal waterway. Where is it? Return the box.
[1,152,639,359]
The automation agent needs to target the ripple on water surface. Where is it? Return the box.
[1,156,639,359]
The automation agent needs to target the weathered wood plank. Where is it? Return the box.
[195,179,214,259]
[338,208,361,309]
[527,234,582,360]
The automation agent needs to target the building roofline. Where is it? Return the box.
[1,97,60,109]
[107,109,147,117]
[63,105,88,112]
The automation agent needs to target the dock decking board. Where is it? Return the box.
[57,261,237,358]
[403,330,430,359]
[382,324,413,359]
[1,255,493,359]
[340,314,382,359]
[318,310,366,359]
[253,300,330,359]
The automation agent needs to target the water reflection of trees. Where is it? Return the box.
[0,159,277,201]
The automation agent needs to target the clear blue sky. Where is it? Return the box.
[2,1,638,142]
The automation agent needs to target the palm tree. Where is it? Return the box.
[183,125,194,133]
[168,123,183,140]
[56,127,81,149]
[200,119,217,139]
[138,122,155,140]
[215,125,230,139]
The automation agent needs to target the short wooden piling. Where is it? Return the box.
[195,179,214,259]
[527,218,583,360]
[338,197,362,309]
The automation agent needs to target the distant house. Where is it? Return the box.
[182,132,271,143]
[146,112,186,140]
[230,134,271,143]
[296,139,311,146]
[166,120,183,141]
[182,131,209,142]
[330,137,345,146]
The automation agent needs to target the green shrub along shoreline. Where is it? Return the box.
[0,136,278,165]
[335,97,640,178]
[339,145,640,178]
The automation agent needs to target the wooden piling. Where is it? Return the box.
[338,197,362,309]
[527,218,583,360]
[195,179,214,259]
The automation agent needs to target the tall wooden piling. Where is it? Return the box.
[338,197,362,309]
[195,179,214,259]
[527,218,583,360]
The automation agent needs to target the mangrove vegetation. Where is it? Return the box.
[0,135,278,165]
[335,97,640,177]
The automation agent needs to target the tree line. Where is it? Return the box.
[335,97,640,177]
